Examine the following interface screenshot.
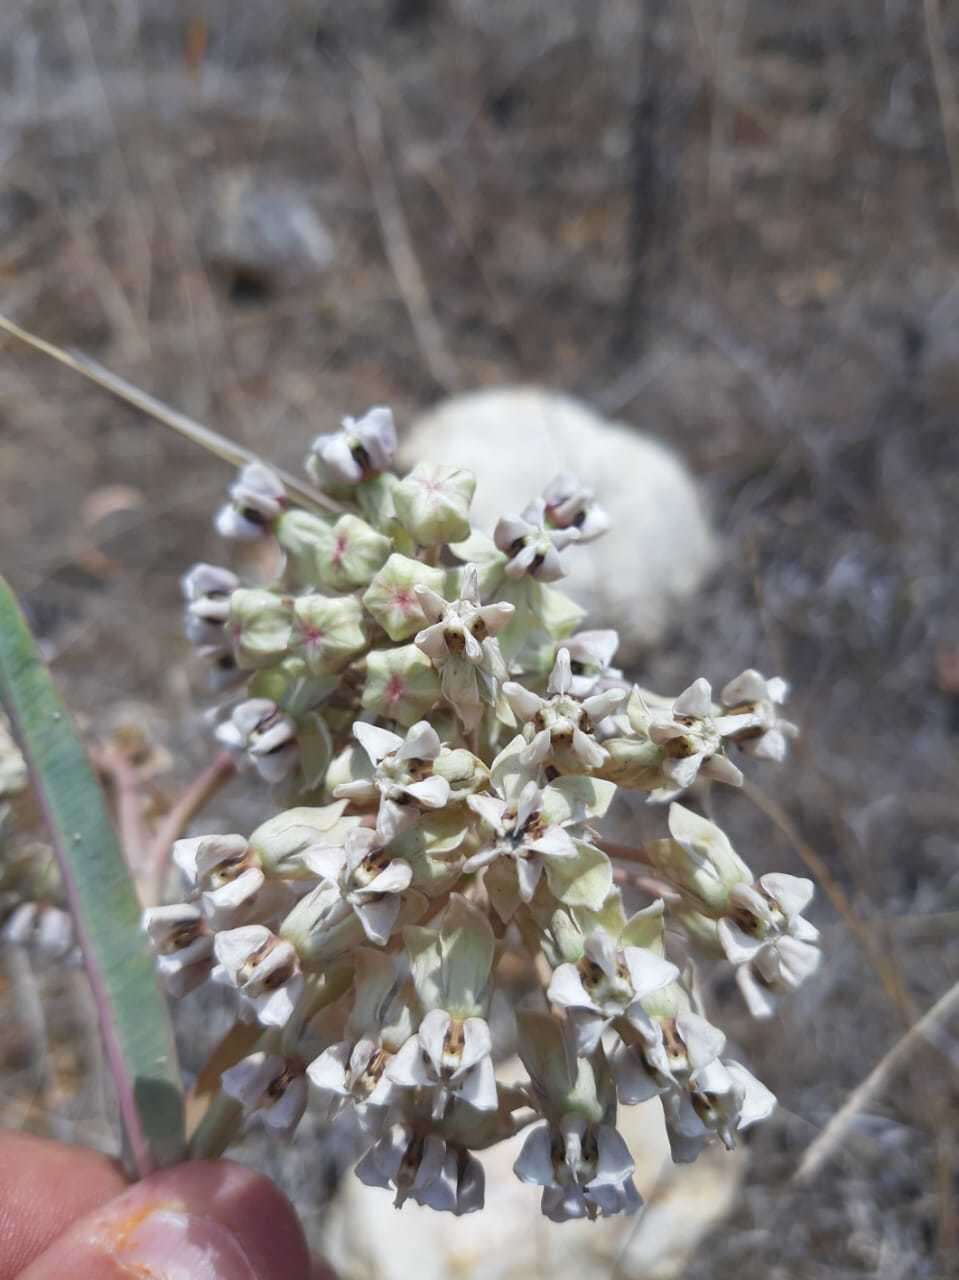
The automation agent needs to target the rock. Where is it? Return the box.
[201,171,335,300]
[321,1095,745,1280]
[401,387,718,660]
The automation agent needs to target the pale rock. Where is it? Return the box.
[401,388,717,659]
[321,1090,745,1280]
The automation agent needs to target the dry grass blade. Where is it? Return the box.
[0,313,343,515]
[794,979,959,1185]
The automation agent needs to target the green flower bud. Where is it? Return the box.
[227,588,293,669]
[361,554,447,642]
[276,511,391,592]
[593,737,665,789]
[643,805,753,914]
[362,644,440,727]
[290,593,366,675]
[393,462,475,547]
[248,802,361,879]
[430,747,489,800]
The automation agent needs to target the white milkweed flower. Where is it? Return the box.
[356,1123,485,1215]
[301,827,414,946]
[718,873,820,1018]
[647,678,755,793]
[181,563,240,647]
[387,896,497,1118]
[215,462,286,540]
[213,924,304,1027]
[465,778,578,908]
[220,1051,309,1138]
[143,902,214,996]
[514,1011,639,1223]
[307,406,397,489]
[414,565,514,732]
[515,1111,640,1223]
[547,928,679,1055]
[503,648,625,774]
[564,629,623,698]
[542,473,610,543]
[215,699,299,784]
[494,497,580,582]
[308,948,414,1131]
[172,833,290,932]
[609,1007,775,1162]
[3,902,75,960]
[720,669,799,762]
[334,720,451,843]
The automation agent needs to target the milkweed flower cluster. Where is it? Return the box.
[146,405,819,1220]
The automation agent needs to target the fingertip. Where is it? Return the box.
[21,1158,312,1280]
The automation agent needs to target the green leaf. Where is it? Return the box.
[0,578,185,1176]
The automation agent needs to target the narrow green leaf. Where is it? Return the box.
[0,578,185,1175]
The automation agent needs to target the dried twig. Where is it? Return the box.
[794,978,959,1186]
[0,313,343,515]
[352,64,460,392]
[145,751,237,906]
[924,0,959,221]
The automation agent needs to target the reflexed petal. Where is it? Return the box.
[542,1185,588,1222]
[413,585,449,624]
[300,844,348,884]
[398,721,442,761]
[535,542,566,582]
[720,669,769,705]
[515,780,542,831]
[307,1041,351,1095]
[456,1152,485,1214]
[386,1035,434,1087]
[458,1017,493,1074]
[353,894,403,946]
[520,729,552,767]
[333,779,380,805]
[213,924,271,974]
[476,602,515,636]
[583,929,619,979]
[414,620,449,660]
[353,721,403,764]
[462,845,502,873]
[726,1060,777,1128]
[172,837,204,884]
[775,934,822,987]
[363,858,414,897]
[582,688,626,721]
[417,1008,451,1076]
[589,1124,635,1187]
[466,793,508,834]
[717,918,765,965]
[502,681,545,722]
[528,825,576,859]
[566,1007,610,1056]
[547,962,595,1012]
[622,946,679,998]
[513,1123,555,1186]
[221,1051,282,1110]
[403,775,451,810]
[677,1013,726,1070]
[413,1155,457,1214]
[760,873,814,919]
[673,678,713,719]
[515,854,544,902]
[548,649,573,696]
[754,727,788,761]
[201,867,265,929]
[701,753,743,787]
[494,514,535,551]
[457,1054,497,1111]
[571,727,607,769]
[736,964,776,1018]
[610,1044,664,1104]
[255,975,304,1028]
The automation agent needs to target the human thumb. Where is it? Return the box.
[20,1159,313,1280]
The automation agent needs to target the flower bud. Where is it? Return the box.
[393,462,475,547]
[289,593,366,674]
[362,644,441,727]
[642,804,753,913]
[307,406,397,491]
[593,737,665,789]
[227,588,293,669]
[362,554,449,641]
[248,802,360,878]
[215,462,286,540]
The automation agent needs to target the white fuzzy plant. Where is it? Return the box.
[146,406,819,1221]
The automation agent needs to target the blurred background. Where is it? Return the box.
[1,2,959,1276]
